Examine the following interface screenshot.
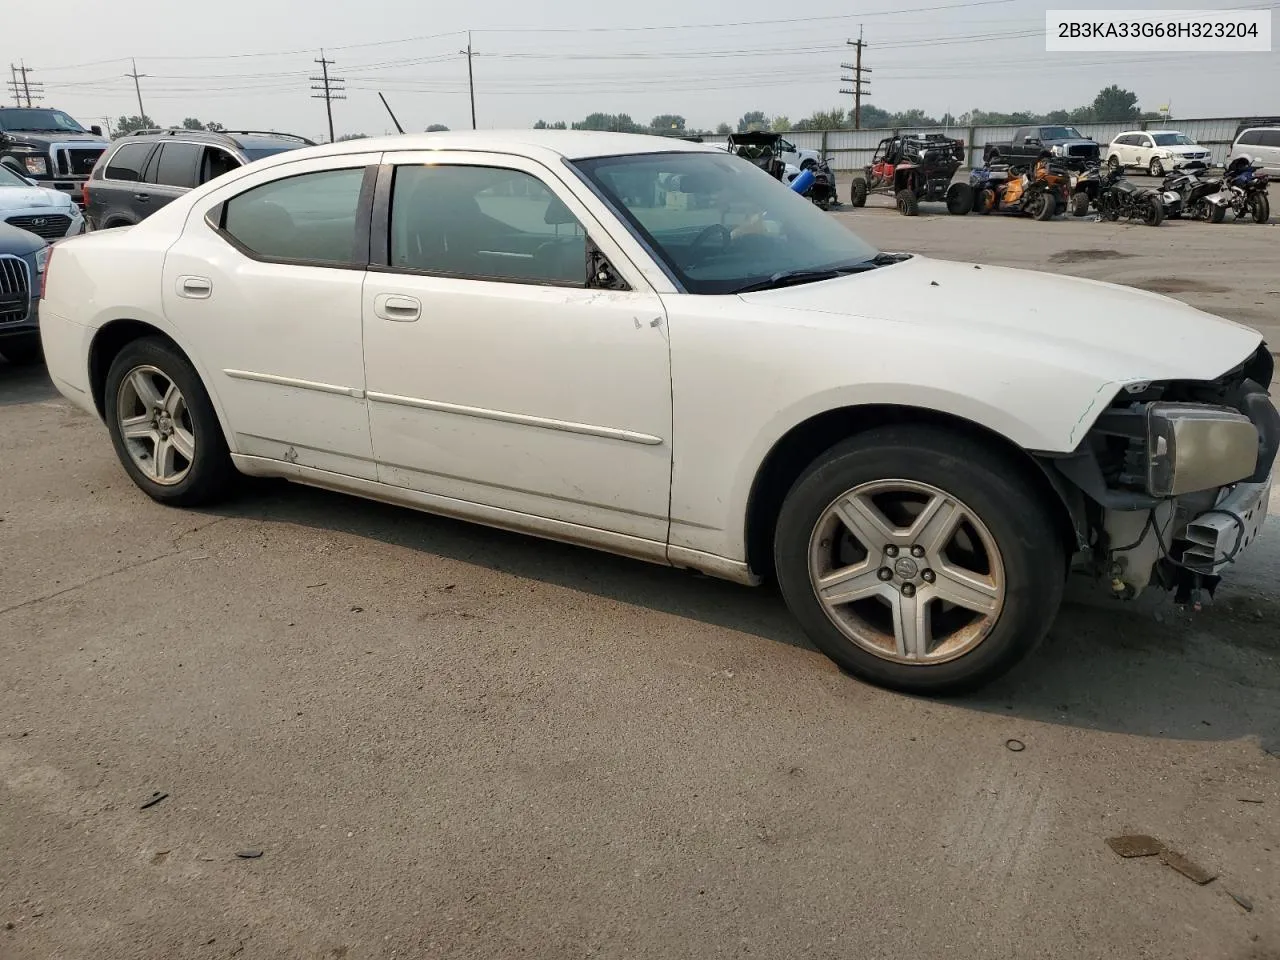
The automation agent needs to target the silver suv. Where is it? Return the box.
[84,128,314,230]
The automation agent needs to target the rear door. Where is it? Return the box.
[94,141,155,227]
[1257,130,1280,175]
[137,141,200,216]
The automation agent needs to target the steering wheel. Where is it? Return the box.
[688,223,732,262]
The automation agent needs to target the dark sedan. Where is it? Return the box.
[0,221,47,365]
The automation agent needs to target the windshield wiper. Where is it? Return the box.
[732,254,908,294]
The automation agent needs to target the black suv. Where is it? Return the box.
[84,128,314,229]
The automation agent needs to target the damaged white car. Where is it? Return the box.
[37,132,1277,694]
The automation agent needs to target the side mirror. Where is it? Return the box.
[90,125,103,136]
[587,242,629,291]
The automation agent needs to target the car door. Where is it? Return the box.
[361,151,672,546]
[1258,130,1280,175]
[161,152,381,478]
[1136,134,1155,168]
[137,140,201,216]
[95,141,155,227]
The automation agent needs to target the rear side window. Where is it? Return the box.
[220,167,366,264]
[1259,130,1280,148]
[151,142,200,188]
[105,142,152,182]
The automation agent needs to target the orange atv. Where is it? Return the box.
[969,153,1072,220]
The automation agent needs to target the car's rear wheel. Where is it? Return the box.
[104,337,236,506]
[1108,155,1121,174]
[774,426,1065,695]
[850,179,868,207]
[0,335,44,366]
[945,182,974,215]
[895,189,919,216]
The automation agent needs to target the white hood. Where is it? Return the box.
[0,185,77,212]
[743,255,1262,385]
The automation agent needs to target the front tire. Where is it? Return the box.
[850,178,868,207]
[1070,191,1092,217]
[1250,193,1270,223]
[1142,195,1164,226]
[945,182,974,215]
[1031,191,1057,220]
[773,426,1066,695]
[104,337,236,506]
[1209,203,1227,224]
[895,189,919,216]
[1149,157,1164,177]
[1108,155,1122,175]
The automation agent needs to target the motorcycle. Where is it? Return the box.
[1221,156,1271,223]
[1162,167,1229,222]
[794,156,840,210]
[970,154,1068,220]
[1095,168,1164,226]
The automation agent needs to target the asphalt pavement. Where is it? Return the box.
[1,209,1277,960]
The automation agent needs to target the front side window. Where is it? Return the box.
[573,151,880,295]
[1259,131,1280,148]
[221,167,366,264]
[104,142,153,182]
[151,142,200,188]
[389,164,586,285]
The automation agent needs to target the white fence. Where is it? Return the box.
[785,116,1265,171]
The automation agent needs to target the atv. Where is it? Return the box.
[970,153,1071,220]
[725,131,788,181]
[850,133,972,216]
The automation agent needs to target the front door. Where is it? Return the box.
[361,151,672,543]
[161,152,380,478]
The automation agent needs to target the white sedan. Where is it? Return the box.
[38,132,1277,694]
[0,160,85,239]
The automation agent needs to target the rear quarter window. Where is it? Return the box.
[219,167,367,264]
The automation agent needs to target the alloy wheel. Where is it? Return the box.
[807,480,1005,664]
[116,365,196,486]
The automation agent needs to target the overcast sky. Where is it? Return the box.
[13,0,1279,140]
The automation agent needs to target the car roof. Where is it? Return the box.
[240,130,717,172]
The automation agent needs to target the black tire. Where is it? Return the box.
[945,182,974,215]
[976,187,997,214]
[773,426,1066,695]
[0,335,44,366]
[1032,191,1057,220]
[850,178,868,207]
[1142,195,1164,227]
[1108,155,1121,175]
[1149,157,1163,177]
[1250,193,1270,223]
[895,189,919,217]
[1209,203,1227,224]
[1070,191,1091,217]
[104,336,236,506]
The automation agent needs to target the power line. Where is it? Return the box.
[310,50,345,143]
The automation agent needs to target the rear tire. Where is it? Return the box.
[1032,191,1056,220]
[945,182,974,215]
[1143,196,1164,227]
[104,337,236,507]
[1209,203,1227,224]
[0,336,43,366]
[850,179,868,207]
[976,187,997,214]
[1070,191,1091,217]
[773,426,1066,695]
[1108,155,1121,175]
[1250,193,1270,223]
[895,189,919,217]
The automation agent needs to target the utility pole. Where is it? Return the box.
[7,61,42,108]
[458,32,477,129]
[124,58,148,119]
[310,50,346,143]
[839,27,871,129]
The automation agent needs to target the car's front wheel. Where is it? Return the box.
[774,426,1066,695]
[1149,157,1164,177]
[104,337,236,506]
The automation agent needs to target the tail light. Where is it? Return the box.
[40,245,53,299]
[81,179,90,208]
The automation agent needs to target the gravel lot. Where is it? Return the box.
[2,208,1278,960]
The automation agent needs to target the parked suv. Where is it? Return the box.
[1107,130,1211,177]
[84,128,314,229]
[1229,126,1280,176]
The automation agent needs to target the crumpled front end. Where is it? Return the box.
[1047,344,1278,604]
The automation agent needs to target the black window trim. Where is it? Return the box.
[368,160,594,290]
[203,163,377,271]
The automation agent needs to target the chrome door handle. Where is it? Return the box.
[374,293,421,322]
[178,275,212,299]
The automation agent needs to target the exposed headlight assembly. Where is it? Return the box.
[34,247,49,273]
[1146,403,1259,496]
[20,155,49,176]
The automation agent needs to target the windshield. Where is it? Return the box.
[1152,133,1194,146]
[572,151,879,294]
[0,109,87,133]
[242,146,299,162]
[1039,126,1082,140]
[0,164,30,187]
